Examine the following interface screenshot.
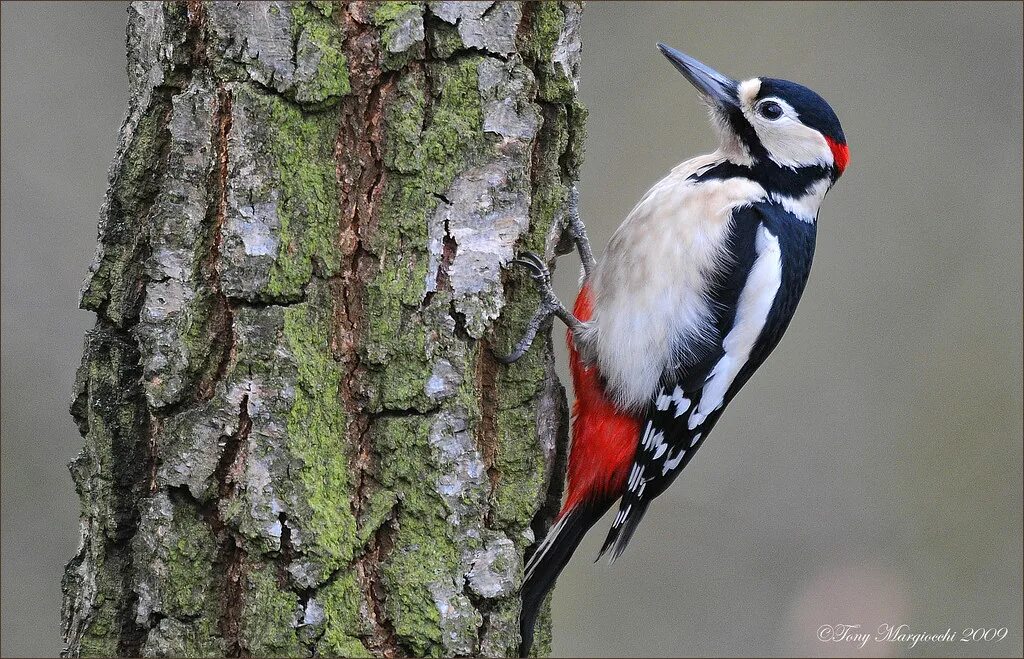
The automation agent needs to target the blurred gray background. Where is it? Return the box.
[2,1,1021,656]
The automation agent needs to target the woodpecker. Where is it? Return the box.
[498,44,848,653]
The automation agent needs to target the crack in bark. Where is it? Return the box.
[422,210,458,308]
[472,341,501,654]
[276,512,295,590]
[335,5,402,656]
[476,344,501,512]
[146,414,161,495]
[185,0,209,69]
[209,394,252,657]
[199,85,236,402]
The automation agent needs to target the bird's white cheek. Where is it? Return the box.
[755,120,833,169]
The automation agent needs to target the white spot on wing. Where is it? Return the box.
[688,401,712,430]
[690,433,702,448]
[641,422,657,449]
[628,464,644,491]
[671,385,690,417]
[662,450,685,475]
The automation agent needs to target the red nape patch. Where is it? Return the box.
[826,136,850,175]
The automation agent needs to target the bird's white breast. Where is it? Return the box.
[586,154,767,412]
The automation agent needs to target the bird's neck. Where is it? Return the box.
[697,151,834,223]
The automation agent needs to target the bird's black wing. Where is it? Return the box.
[599,201,816,560]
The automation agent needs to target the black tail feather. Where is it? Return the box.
[519,500,610,657]
[597,498,652,563]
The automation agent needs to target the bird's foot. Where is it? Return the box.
[493,251,583,365]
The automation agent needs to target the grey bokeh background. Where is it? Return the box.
[2,1,1021,656]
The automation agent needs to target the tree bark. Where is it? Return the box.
[63,2,584,656]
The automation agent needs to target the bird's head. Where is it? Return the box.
[658,43,848,180]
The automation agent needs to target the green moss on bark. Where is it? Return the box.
[67,3,584,656]
[240,564,304,656]
[371,415,455,655]
[523,2,576,103]
[81,97,170,326]
[492,407,547,529]
[76,568,121,658]
[373,1,419,25]
[163,508,218,619]
[241,90,342,299]
[290,2,350,103]
[524,1,563,63]
[373,2,424,70]
[426,15,462,60]
[316,574,373,657]
[136,497,225,657]
[283,283,357,578]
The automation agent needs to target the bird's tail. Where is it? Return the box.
[519,499,610,656]
[597,497,652,563]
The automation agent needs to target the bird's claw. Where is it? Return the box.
[511,251,552,285]
[492,251,567,365]
[510,251,562,311]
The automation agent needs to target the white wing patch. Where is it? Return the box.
[688,224,782,430]
[612,504,632,529]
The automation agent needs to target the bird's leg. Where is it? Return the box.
[565,185,596,278]
[494,252,585,365]
[494,186,595,365]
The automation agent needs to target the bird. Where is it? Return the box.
[497,44,848,654]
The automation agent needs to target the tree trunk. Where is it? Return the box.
[63,2,584,656]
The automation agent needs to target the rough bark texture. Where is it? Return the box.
[63,2,585,656]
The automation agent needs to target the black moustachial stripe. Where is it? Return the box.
[690,160,834,197]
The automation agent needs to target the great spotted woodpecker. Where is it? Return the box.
[498,44,848,652]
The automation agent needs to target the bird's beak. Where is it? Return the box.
[657,43,738,109]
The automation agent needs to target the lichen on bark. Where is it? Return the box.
[64,2,585,657]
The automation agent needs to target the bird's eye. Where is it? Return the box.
[758,101,784,120]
